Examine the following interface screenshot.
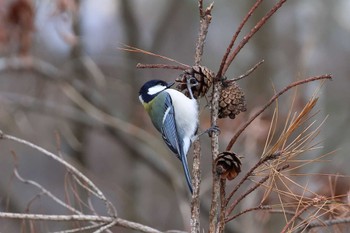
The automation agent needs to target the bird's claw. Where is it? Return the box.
[208,125,220,137]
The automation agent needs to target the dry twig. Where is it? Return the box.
[226,74,332,151]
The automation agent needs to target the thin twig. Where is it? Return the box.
[226,205,267,220]
[50,223,107,233]
[226,205,306,221]
[281,196,326,233]
[14,169,82,215]
[226,164,289,220]
[222,0,288,76]
[198,0,203,16]
[0,131,117,217]
[119,44,189,67]
[230,60,264,82]
[94,218,118,233]
[302,217,350,232]
[0,212,162,233]
[226,74,332,151]
[136,63,188,70]
[226,151,281,205]
[194,3,213,65]
[217,0,264,78]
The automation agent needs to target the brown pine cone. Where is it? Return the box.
[215,151,242,180]
[218,81,246,119]
[175,65,214,99]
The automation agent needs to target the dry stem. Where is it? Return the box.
[136,63,188,70]
[222,0,288,76]
[217,0,264,78]
[191,2,214,233]
[226,74,332,151]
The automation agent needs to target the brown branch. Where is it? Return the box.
[226,74,332,151]
[226,205,267,220]
[190,139,201,233]
[0,212,162,233]
[230,59,264,82]
[281,196,326,233]
[302,217,350,232]
[208,80,223,233]
[222,0,288,76]
[198,0,203,17]
[191,2,214,233]
[194,3,213,65]
[217,179,227,233]
[227,205,306,222]
[217,0,264,78]
[136,63,189,70]
[225,164,289,220]
[225,151,281,205]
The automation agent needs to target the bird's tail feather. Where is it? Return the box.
[181,154,193,194]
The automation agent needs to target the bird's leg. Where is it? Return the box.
[186,76,198,99]
[192,125,220,141]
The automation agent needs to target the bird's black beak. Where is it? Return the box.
[167,82,175,88]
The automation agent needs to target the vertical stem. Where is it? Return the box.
[208,81,222,233]
[190,139,201,233]
[191,3,213,233]
[217,179,226,233]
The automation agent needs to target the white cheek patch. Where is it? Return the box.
[148,85,166,95]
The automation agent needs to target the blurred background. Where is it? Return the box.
[0,0,349,232]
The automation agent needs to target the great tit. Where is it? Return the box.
[139,79,199,193]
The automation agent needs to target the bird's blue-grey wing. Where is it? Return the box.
[161,93,182,159]
[161,93,193,193]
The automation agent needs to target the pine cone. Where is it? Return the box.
[218,81,246,119]
[175,65,214,99]
[215,152,241,180]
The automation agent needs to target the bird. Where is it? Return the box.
[138,79,199,193]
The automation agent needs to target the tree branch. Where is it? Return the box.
[226,74,332,151]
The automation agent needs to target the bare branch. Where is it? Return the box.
[281,196,327,233]
[0,212,162,233]
[0,130,116,217]
[226,74,332,151]
[222,0,288,76]
[230,59,264,82]
[225,164,289,221]
[217,0,264,78]
[50,223,107,233]
[208,78,222,233]
[302,217,350,232]
[119,44,189,67]
[191,2,214,233]
[14,168,82,215]
[136,63,189,70]
[195,2,213,65]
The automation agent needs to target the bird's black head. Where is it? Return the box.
[139,80,173,104]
